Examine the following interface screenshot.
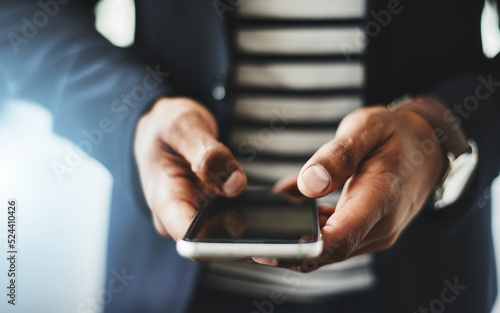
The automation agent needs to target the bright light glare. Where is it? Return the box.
[95,0,136,47]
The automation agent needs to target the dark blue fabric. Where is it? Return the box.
[104,184,202,313]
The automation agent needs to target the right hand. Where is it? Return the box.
[134,97,247,241]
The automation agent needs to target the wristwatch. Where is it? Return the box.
[388,95,478,209]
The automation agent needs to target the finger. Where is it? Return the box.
[318,203,335,215]
[162,100,247,197]
[144,155,206,241]
[156,198,197,241]
[297,107,393,198]
[346,225,402,258]
[348,238,397,258]
[272,174,307,202]
[318,203,335,226]
[320,170,400,262]
[192,257,251,262]
[252,257,279,266]
[156,179,200,241]
[252,257,328,273]
[348,217,402,256]
[152,212,170,237]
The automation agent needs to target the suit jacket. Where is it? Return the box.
[1,0,500,312]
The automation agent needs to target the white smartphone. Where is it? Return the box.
[176,190,323,259]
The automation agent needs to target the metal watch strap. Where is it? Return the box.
[388,95,471,159]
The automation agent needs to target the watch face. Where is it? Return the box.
[435,142,478,209]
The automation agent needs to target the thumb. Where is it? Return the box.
[297,108,391,198]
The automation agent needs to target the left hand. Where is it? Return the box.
[256,105,447,272]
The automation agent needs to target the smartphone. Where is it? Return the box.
[176,189,323,259]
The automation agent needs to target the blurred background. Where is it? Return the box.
[0,0,499,312]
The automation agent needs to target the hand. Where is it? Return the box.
[134,97,247,241]
[257,105,446,272]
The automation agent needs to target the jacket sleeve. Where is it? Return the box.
[428,57,500,220]
[422,0,499,214]
[0,0,173,211]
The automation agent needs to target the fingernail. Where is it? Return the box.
[223,171,246,196]
[253,257,278,266]
[302,165,330,193]
[223,214,245,238]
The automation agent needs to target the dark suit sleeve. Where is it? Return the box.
[0,1,173,211]
[428,60,500,213]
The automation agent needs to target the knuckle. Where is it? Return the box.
[354,107,391,135]
[337,231,359,261]
[165,112,188,139]
[328,141,357,175]
[174,98,218,135]
[168,108,198,132]
[192,142,226,175]
[166,103,217,138]
[379,233,399,250]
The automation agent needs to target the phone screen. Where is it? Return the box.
[183,190,319,243]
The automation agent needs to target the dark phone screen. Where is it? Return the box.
[184,190,319,243]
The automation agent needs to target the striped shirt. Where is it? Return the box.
[202,0,374,300]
